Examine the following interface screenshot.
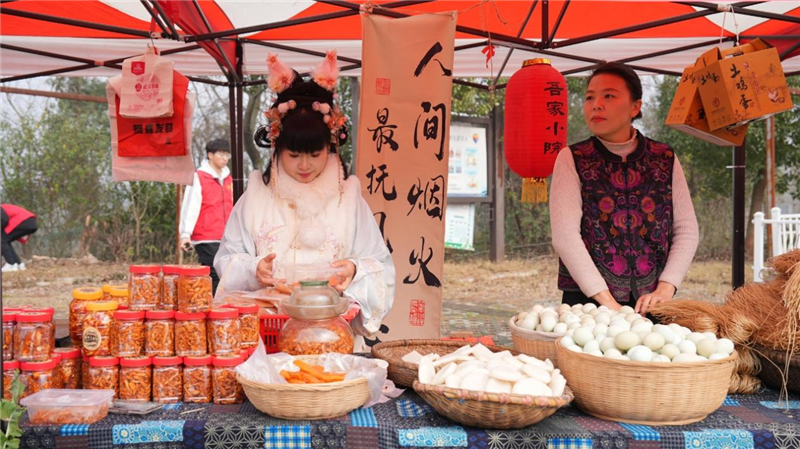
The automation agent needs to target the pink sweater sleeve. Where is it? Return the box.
[549,148,610,298]
[659,156,699,289]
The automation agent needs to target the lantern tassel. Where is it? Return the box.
[521,178,548,203]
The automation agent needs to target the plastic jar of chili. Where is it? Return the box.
[160,265,181,311]
[177,266,212,313]
[3,312,16,361]
[54,347,82,389]
[119,356,152,402]
[87,356,119,398]
[82,301,119,357]
[145,310,175,357]
[208,308,240,356]
[19,358,57,399]
[183,355,212,403]
[112,310,145,358]
[226,303,260,349]
[174,312,207,357]
[152,356,182,403]
[70,287,103,347]
[211,355,244,404]
[14,312,53,362]
[129,265,161,311]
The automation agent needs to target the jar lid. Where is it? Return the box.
[89,356,119,367]
[120,356,152,367]
[4,361,20,370]
[102,284,113,293]
[522,58,551,67]
[208,308,238,320]
[52,353,62,363]
[183,355,212,366]
[181,265,210,276]
[21,359,58,371]
[54,347,81,359]
[212,355,243,367]
[282,284,349,320]
[162,265,182,275]
[3,313,16,322]
[82,353,90,362]
[225,303,259,314]
[3,307,22,312]
[146,310,175,320]
[108,285,128,298]
[16,312,50,323]
[175,312,206,321]
[114,310,145,320]
[152,356,182,366]
[27,307,54,317]
[73,286,103,301]
[129,264,160,274]
[86,301,118,312]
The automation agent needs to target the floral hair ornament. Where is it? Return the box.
[267,53,295,93]
[312,50,340,92]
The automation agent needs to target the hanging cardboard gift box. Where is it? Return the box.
[666,62,748,146]
[694,38,793,131]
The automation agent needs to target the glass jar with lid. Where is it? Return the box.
[276,281,354,355]
[69,287,103,347]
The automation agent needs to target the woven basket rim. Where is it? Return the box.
[554,339,738,367]
[752,344,800,364]
[371,339,519,371]
[413,379,573,407]
[508,316,562,341]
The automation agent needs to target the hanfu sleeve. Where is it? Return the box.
[213,186,264,297]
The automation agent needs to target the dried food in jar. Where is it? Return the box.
[175,313,207,357]
[226,304,259,349]
[3,361,19,400]
[70,287,103,346]
[276,317,354,355]
[108,284,129,308]
[112,311,145,358]
[207,309,240,356]
[119,357,152,402]
[19,359,57,399]
[183,356,212,403]
[3,313,16,361]
[152,356,182,403]
[177,266,212,313]
[82,302,118,357]
[87,357,120,398]
[144,310,175,357]
[160,265,181,311]
[54,348,82,390]
[14,313,52,362]
[129,265,161,311]
[211,357,244,404]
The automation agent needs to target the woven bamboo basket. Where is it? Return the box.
[371,339,519,387]
[555,340,737,425]
[508,317,559,367]
[753,344,800,394]
[414,380,573,429]
[236,355,370,420]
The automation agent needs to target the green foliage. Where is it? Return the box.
[0,370,26,449]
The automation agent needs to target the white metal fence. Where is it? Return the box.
[753,207,800,282]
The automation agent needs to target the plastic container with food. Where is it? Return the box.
[129,264,161,311]
[175,312,207,357]
[212,355,244,404]
[14,312,53,362]
[54,347,82,389]
[70,287,103,346]
[19,359,58,399]
[82,301,119,357]
[108,284,129,308]
[225,303,259,349]
[87,356,120,398]
[177,266,213,313]
[208,308,240,356]
[27,307,56,354]
[119,356,152,402]
[21,389,115,425]
[160,265,181,310]
[277,281,354,355]
[3,312,16,361]
[112,310,145,358]
[3,360,19,400]
[145,310,175,357]
[183,355,212,403]
[152,356,182,403]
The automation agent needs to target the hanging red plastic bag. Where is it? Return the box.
[114,71,188,158]
[120,46,174,118]
[107,76,195,185]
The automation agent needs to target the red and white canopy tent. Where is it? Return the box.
[2,0,800,286]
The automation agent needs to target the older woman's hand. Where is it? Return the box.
[330,259,356,293]
[635,282,676,315]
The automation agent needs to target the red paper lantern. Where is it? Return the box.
[504,58,568,203]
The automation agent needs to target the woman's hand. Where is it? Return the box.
[256,254,281,286]
[330,259,356,293]
[591,290,622,311]
[635,282,676,315]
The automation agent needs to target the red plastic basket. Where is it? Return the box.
[259,303,361,354]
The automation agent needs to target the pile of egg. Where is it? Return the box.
[407,343,567,397]
[515,303,736,362]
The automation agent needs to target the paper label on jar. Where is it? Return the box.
[83,327,102,351]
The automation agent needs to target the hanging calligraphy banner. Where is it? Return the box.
[357,12,456,342]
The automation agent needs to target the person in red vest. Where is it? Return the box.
[1,204,38,272]
[179,138,233,294]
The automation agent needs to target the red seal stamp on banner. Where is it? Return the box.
[376,78,391,96]
[409,299,425,326]
[131,61,145,75]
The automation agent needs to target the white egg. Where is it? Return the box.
[589,309,600,317]
[615,331,641,351]
[565,328,576,337]
[535,325,544,332]
[571,304,583,312]
[460,371,490,391]
[696,339,717,358]
[484,377,513,394]
[631,322,652,334]
[580,316,597,327]
[653,325,675,344]
[553,323,568,334]
[619,355,631,361]
[560,336,576,348]
[588,350,605,357]
[642,332,666,351]
[655,355,672,362]
[567,345,583,353]
[573,328,594,346]
[715,338,735,356]
[637,331,651,341]
[541,315,558,332]
[687,333,706,345]
[659,344,680,360]
[445,374,462,388]
[667,323,683,334]
[708,353,727,360]
[532,305,544,313]
[672,353,701,363]
[517,312,528,321]
[628,345,653,362]
[568,322,582,330]
[672,333,685,345]
[606,325,624,338]
[512,377,551,396]
[600,337,617,353]
[678,340,697,355]
[624,313,640,323]
[594,333,607,343]
[594,312,612,325]
[582,303,598,313]
[592,324,609,337]
[564,314,581,326]
[583,340,601,354]
[604,348,622,358]
[610,319,631,331]
[557,304,570,314]
[702,332,718,341]
[619,306,635,315]
[520,316,538,330]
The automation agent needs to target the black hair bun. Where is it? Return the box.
[336,125,348,147]
[273,70,334,111]
[254,125,272,149]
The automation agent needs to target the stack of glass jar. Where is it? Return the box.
[6,308,56,399]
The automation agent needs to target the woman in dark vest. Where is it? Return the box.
[550,62,699,315]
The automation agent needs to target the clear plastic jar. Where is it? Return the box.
[129,265,161,311]
[212,355,244,404]
[208,308,240,356]
[81,354,90,389]
[87,356,119,398]
[277,317,354,355]
[177,266,212,313]
[145,310,175,357]
[3,360,19,400]
[14,312,53,362]
[227,304,260,349]
[119,356,152,402]
[175,312,207,357]
[69,287,103,347]
[3,312,16,361]
[54,347,82,389]
[152,356,182,403]
[51,353,63,388]
[183,355,212,403]
[82,301,119,357]
[160,265,181,311]
[20,359,57,400]
[108,284,129,308]
[27,307,55,355]
[112,310,145,358]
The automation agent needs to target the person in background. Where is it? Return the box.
[179,138,233,294]
[550,61,699,316]
[1,204,37,272]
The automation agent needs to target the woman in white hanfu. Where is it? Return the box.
[214,52,395,343]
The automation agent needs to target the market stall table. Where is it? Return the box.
[17,388,800,448]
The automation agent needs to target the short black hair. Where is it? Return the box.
[588,61,643,121]
[206,138,230,154]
